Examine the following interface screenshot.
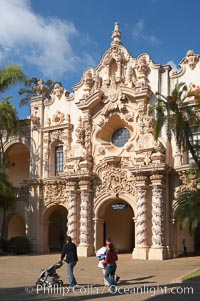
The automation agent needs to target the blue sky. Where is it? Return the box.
[1,0,200,119]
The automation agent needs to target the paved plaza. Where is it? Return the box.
[0,253,200,301]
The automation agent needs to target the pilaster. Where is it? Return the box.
[66,180,79,244]
[40,219,50,253]
[77,178,94,256]
[148,174,167,260]
[30,95,44,179]
[132,176,150,260]
[93,217,105,251]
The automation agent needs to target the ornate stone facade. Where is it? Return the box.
[2,23,200,259]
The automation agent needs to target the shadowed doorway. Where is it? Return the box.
[97,199,135,253]
[47,205,68,251]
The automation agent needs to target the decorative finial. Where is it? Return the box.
[111,22,122,46]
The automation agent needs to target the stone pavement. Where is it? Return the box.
[0,253,200,301]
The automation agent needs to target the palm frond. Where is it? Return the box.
[0,65,27,94]
[174,188,200,234]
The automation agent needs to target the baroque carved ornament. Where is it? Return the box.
[133,113,165,166]
[95,164,135,198]
[183,50,199,70]
[49,129,65,142]
[43,181,68,207]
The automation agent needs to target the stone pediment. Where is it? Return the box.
[74,23,153,115]
[75,51,152,107]
[76,90,103,110]
[170,49,200,78]
[44,82,74,106]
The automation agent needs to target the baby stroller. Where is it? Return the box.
[36,260,64,286]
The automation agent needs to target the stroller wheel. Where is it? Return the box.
[47,282,53,288]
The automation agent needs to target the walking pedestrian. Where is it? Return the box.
[96,238,120,285]
[60,235,78,287]
[182,238,187,257]
[105,238,120,283]
[102,241,118,292]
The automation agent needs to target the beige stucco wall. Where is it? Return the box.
[1,23,199,259]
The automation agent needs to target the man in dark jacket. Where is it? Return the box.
[61,235,78,287]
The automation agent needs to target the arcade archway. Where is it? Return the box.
[95,198,135,252]
[42,205,68,252]
[7,213,26,239]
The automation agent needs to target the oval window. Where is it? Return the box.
[111,127,130,147]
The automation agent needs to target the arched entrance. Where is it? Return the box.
[7,213,26,239]
[96,198,135,253]
[42,205,68,252]
[5,142,30,186]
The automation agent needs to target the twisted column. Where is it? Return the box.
[77,179,93,256]
[148,174,167,260]
[135,186,148,247]
[79,189,91,245]
[67,190,78,243]
[151,185,164,247]
[132,175,149,260]
[66,181,78,243]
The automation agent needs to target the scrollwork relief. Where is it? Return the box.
[101,89,129,118]
[76,117,85,146]
[183,50,199,70]
[95,165,135,198]
[52,111,65,125]
[50,129,64,142]
[44,181,67,207]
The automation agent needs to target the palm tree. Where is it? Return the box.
[150,82,200,243]
[0,65,26,164]
[150,82,200,169]
[0,97,19,165]
[0,165,16,239]
[0,65,26,241]
[174,187,200,235]
[0,65,27,93]
[174,167,200,238]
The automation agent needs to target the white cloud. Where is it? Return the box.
[0,0,94,79]
[132,20,159,44]
[148,35,159,44]
[133,20,144,39]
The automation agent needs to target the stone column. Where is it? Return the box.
[132,176,149,259]
[27,181,41,253]
[78,179,93,256]
[149,174,167,260]
[93,217,105,252]
[66,181,78,244]
[40,219,50,253]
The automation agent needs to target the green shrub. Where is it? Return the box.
[0,238,9,252]
[8,236,31,254]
